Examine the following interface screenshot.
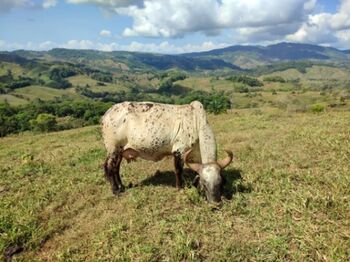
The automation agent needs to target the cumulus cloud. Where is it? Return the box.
[61,40,95,49]
[0,0,33,13]
[43,0,58,8]
[287,0,350,47]
[100,29,112,37]
[61,0,317,39]
[0,39,229,53]
[66,0,143,8]
[115,0,316,38]
[0,0,57,12]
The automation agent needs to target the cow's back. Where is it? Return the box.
[101,102,198,159]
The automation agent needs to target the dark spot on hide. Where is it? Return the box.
[141,103,154,112]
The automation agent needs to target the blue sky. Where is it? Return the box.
[0,0,349,53]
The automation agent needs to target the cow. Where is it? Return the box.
[101,101,233,204]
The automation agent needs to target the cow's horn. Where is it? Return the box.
[217,150,233,169]
[184,149,202,173]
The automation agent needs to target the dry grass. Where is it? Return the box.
[14,86,81,101]
[0,108,349,261]
[0,94,28,106]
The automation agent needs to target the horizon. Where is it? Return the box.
[0,0,350,53]
[2,42,350,55]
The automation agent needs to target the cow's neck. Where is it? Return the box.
[198,123,217,164]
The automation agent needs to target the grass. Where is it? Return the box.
[13,86,82,101]
[67,75,98,87]
[0,108,349,261]
[0,94,28,106]
[0,62,25,77]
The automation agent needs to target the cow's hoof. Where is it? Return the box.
[176,186,183,191]
[112,186,125,195]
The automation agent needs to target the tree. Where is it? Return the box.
[30,113,57,132]
[206,92,231,114]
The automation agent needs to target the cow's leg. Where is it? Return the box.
[173,151,184,189]
[104,155,118,194]
[113,153,125,192]
[104,153,124,195]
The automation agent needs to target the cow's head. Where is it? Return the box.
[184,150,233,204]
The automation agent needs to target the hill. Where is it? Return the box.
[0,108,349,261]
[1,42,349,260]
[8,48,241,72]
[2,42,350,71]
[183,42,350,68]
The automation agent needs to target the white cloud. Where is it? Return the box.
[61,40,95,49]
[0,39,229,54]
[115,0,315,38]
[65,0,143,8]
[0,0,33,13]
[286,0,350,47]
[43,0,57,8]
[0,0,57,12]
[62,0,317,39]
[100,29,112,37]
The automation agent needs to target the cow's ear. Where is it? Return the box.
[184,149,202,173]
[192,175,200,188]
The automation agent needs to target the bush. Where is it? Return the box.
[49,67,76,81]
[158,78,173,92]
[46,79,72,89]
[90,72,113,83]
[5,80,32,89]
[263,76,286,83]
[234,85,250,93]
[206,92,231,114]
[310,103,325,113]
[226,75,263,87]
[176,90,231,114]
[30,113,57,132]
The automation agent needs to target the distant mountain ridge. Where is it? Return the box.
[1,42,350,71]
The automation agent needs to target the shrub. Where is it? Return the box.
[234,85,250,93]
[263,76,286,83]
[176,90,231,114]
[310,103,325,113]
[46,79,72,89]
[49,67,76,80]
[5,80,32,89]
[30,113,57,132]
[226,75,263,87]
[90,72,113,83]
[206,92,231,114]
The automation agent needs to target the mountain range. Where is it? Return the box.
[1,42,350,72]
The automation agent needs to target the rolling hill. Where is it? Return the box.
[2,42,350,72]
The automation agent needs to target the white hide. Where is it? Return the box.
[101,101,217,163]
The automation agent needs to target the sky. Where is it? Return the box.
[0,0,349,53]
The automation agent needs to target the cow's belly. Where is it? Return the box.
[124,136,174,162]
[123,144,173,162]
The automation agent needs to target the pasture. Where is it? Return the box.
[1,108,349,261]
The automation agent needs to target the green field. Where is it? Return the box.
[14,86,81,101]
[1,48,350,260]
[1,108,349,261]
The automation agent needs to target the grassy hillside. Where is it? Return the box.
[1,108,349,261]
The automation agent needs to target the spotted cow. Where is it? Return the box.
[101,101,233,204]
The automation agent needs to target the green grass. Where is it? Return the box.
[0,94,28,106]
[13,86,82,101]
[176,77,234,92]
[0,62,25,77]
[67,75,98,87]
[1,108,349,261]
